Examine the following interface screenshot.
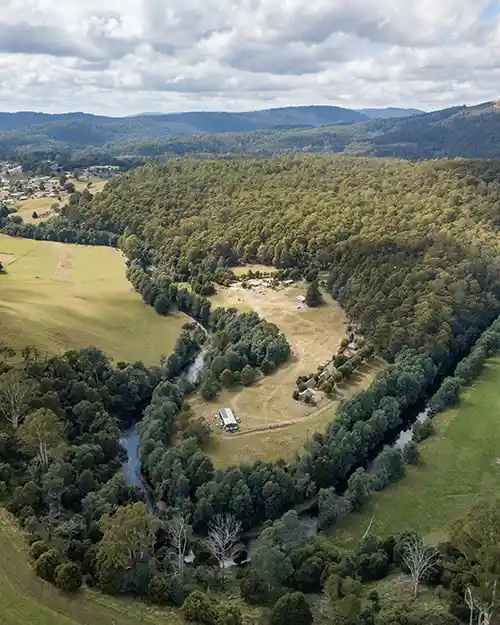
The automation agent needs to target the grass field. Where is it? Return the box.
[232,264,278,276]
[0,235,186,364]
[0,508,182,625]
[13,197,60,223]
[331,357,500,548]
[194,282,384,466]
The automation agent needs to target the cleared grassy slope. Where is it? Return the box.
[0,235,186,364]
[332,357,500,547]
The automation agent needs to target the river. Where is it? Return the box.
[119,424,154,512]
[185,348,208,385]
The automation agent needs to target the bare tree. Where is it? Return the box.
[0,370,35,429]
[401,534,438,598]
[465,582,497,625]
[207,513,242,586]
[167,514,188,576]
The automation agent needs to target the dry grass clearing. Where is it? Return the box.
[14,197,61,223]
[233,264,278,276]
[0,235,186,364]
[193,282,384,466]
[70,178,107,194]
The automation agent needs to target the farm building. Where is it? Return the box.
[218,408,239,432]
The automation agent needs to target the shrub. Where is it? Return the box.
[35,549,62,582]
[29,540,48,561]
[271,592,313,625]
[183,590,217,624]
[54,561,83,593]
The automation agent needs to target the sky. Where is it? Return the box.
[1,0,500,116]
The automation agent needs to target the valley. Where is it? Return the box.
[2,150,500,625]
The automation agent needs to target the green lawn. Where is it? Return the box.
[332,357,500,548]
[0,235,186,365]
[0,508,182,625]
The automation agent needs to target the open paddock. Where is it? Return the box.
[331,357,500,548]
[193,282,385,465]
[14,197,61,223]
[0,235,186,364]
[232,264,278,276]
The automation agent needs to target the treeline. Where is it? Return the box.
[66,156,500,367]
[429,314,500,414]
[1,215,117,246]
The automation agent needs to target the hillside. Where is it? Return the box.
[0,105,367,154]
[48,154,500,365]
[99,101,500,162]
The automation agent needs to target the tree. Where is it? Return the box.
[183,590,217,624]
[96,503,159,591]
[54,561,82,593]
[35,549,62,582]
[216,602,243,625]
[63,181,75,194]
[271,592,313,625]
[200,372,220,401]
[18,409,65,467]
[167,514,188,576]
[401,534,438,597]
[0,260,5,274]
[429,376,461,413]
[0,370,35,429]
[154,293,171,315]
[207,514,242,587]
[346,468,373,509]
[240,364,256,386]
[317,487,353,531]
[219,369,234,388]
[305,280,323,307]
[403,441,420,465]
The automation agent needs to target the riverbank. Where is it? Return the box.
[330,357,500,547]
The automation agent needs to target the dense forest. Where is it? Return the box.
[53,154,500,366]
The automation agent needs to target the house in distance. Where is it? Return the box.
[218,407,239,433]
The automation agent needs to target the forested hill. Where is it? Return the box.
[114,101,500,161]
[46,155,500,366]
[0,105,367,153]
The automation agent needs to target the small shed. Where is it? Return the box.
[296,295,306,303]
[218,408,238,432]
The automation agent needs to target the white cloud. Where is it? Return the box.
[0,0,499,114]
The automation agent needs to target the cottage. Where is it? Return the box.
[218,408,238,432]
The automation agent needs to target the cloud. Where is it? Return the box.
[0,0,499,114]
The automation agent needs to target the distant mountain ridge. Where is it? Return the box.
[3,101,500,163]
[0,105,369,153]
[358,107,425,119]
